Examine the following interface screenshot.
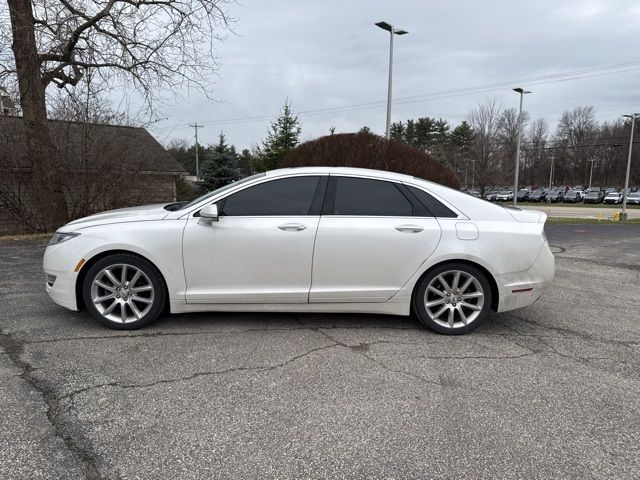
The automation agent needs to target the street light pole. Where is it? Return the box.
[512,87,531,206]
[375,21,408,139]
[621,113,638,220]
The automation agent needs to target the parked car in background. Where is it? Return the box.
[563,190,582,203]
[604,192,623,204]
[517,189,531,202]
[43,167,554,334]
[528,189,547,202]
[584,190,604,204]
[548,189,565,202]
[627,192,640,205]
[495,190,514,202]
[603,187,617,196]
[469,189,481,198]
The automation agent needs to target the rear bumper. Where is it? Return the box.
[495,243,554,313]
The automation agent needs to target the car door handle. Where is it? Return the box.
[278,223,307,231]
[395,225,424,233]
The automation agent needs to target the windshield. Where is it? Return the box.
[177,173,266,211]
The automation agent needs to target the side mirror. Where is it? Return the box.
[199,203,219,225]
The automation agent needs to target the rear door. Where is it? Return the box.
[309,175,443,303]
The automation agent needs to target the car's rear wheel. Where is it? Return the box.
[413,263,492,335]
[82,253,166,330]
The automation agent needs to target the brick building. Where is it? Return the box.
[0,116,186,234]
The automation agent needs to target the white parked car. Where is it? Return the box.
[603,192,623,204]
[44,168,554,334]
[495,190,514,202]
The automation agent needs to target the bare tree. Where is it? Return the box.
[468,99,502,194]
[554,106,598,185]
[1,0,232,230]
[524,118,548,185]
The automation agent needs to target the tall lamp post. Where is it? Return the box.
[375,21,408,139]
[512,87,531,206]
[621,113,638,221]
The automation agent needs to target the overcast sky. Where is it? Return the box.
[146,0,640,149]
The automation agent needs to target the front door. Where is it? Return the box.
[183,175,324,303]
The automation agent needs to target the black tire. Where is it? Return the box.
[412,262,493,335]
[82,253,167,330]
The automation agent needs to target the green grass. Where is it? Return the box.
[517,201,640,209]
[545,217,640,225]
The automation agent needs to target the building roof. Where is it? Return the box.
[0,116,186,175]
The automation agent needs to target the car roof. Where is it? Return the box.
[265,166,417,183]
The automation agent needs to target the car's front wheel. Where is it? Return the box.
[82,253,166,330]
[413,263,492,335]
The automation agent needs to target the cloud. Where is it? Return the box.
[143,0,640,149]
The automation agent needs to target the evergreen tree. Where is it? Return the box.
[358,126,373,134]
[258,101,302,171]
[414,117,435,149]
[200,132,242,190]
[405,119,417,146]
[237,148,254,176]
[390,121,405,142]
[450,121,474,177]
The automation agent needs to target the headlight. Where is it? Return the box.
[49,232,80,245]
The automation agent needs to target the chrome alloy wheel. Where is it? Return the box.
[423,270,484,329]
[90,263,154,324]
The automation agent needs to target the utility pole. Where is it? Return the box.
[621,113,638,221]
[547,153,555,202]
[587,158,596,189]
[375,21,408,139]
[189,123,204,180]
[512,87,531,206]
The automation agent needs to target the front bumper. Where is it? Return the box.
[495,243,555,313]
[43,244,80,311]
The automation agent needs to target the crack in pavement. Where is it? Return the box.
[60,342,341,404]
[484,316,640,379]
[505,315,640,347]
[0,329,102,480]
[312,327,441,387]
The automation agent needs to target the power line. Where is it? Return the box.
[188,59,640,127]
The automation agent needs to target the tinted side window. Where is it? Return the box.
[222,176,320,216]
[407,186,457,218]
[332,177,413,216]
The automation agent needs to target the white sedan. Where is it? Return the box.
[43,167,554,334]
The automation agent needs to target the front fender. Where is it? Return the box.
[58,220,187,303]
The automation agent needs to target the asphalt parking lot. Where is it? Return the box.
[1,224,639,480]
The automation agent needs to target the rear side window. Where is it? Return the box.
[221,176,320,216]
[331,177,413,216]
[406,186,457,218]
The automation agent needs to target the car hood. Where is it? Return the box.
[62,204,170,230]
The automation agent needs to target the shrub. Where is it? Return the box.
[281,132,460,189]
